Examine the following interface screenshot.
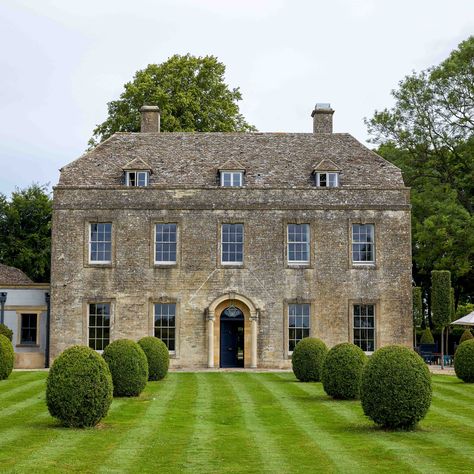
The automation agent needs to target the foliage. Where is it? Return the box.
[291,337,328,382]
[420,327,435,344]
[0,334,14,380]
[367,37,474,302]
[46,345,113,427]
[412,287,423,327]
[103,339,148,396]
[321,343,367,399]
[455,302,474,319]
[0,323,13,342]
[138,336,169,381]
[459,329,474,344]
[0,184,52,282]
[431,270,452,328]
[89,54,256,146]
[361,345,432,429]
[454,339,474,382]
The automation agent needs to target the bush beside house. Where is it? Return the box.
[292,337,328,382]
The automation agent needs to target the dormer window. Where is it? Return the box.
[126,170,149,187]
[316,172,339,188]
[220,171,243,187]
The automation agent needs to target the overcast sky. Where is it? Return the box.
[1,0,472,196]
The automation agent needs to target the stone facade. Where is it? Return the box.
[51,105,412,368]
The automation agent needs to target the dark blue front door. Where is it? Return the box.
[220,307,244,368]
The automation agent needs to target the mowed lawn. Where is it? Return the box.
[0,372,473,473]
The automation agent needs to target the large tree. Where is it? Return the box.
[366,36,474,304]
[89,54,256,147]
[0,184,52,282]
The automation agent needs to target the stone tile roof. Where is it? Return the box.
[59,132,405,189]
[0,263,33,285]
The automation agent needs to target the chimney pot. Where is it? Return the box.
[311,103,334,133]
[140,105,160,132]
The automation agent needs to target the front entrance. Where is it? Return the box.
[220,307,244,368]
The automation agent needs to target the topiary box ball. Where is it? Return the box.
[0,334,14,380]
[361,345,432,430]
[103,339,149,397]
[292,337,328,382]
[138,336,169,381]
[322,342,367,399]
[46,345,113,428]
[454,339,474,383]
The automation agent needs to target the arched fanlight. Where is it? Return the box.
[225,292,241,318]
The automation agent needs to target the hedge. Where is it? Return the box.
[138,336,169,381]
[420,327,435,344]
[0,334,14,380]
[454,339,474,383]
[321,343,367,399]
[459,329,473,345]
[46,345,113,427]
[292,337,328,382]
[0,323,13,342]
[103,339,148,396]
[361,345,432,429]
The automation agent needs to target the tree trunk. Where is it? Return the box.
[441,327,445,370]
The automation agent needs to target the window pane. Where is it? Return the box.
[353,304,375,352]
[155,303,176,351]
[352,224,375,263]
[90,223,112,262]
[288,304,310,351]
[89,303,110,350]
[155,224,177,263]
[20,313,37,345]
[221,171,243,187]
[288,224,310,263]
[221,224,244,263]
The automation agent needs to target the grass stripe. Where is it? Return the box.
[252,372,363,473]
[226,373,292,474]
[0,378,45,401]
[10,398,129,473]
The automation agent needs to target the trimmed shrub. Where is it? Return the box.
[103,339,148,396]
[138,336,169,381]
[420,327,434,344]
[46,345,113,427]
[321,343,367,399]
[361,345,432,429]
[0,334,14,380]
[459,329,474,345]
[0,323,13,342]
[292,337,328,382]
[454,339,474,383]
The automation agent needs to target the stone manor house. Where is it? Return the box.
[51,104,412,368]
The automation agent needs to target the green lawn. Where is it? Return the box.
[0,372,473,473]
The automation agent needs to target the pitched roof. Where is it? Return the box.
[59,132,405,189]
[121,157,153,171]
[218,159,246,171]
[0,264,33,285]
[313,158,341,172]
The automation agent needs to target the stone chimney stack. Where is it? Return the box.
[140,105,160,132]
[311,103,334,133]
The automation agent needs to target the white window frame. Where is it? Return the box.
[89,223,112,264]
[287,224,310,265]
[126,170,149,187]
[154,303,177,354]
[352,223,375,264]
[87,302,111,353]
[220,171,243,187]
[221,223,244,265]
[288,303,310,354]
[154,223,178,265]
[353,304,376,354]
[316,172,339,188]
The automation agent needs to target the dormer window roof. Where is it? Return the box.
[122,158,152,187]
[218,159,245,187]
[313,159,341,188]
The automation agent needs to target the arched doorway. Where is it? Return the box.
[220,306,244,368]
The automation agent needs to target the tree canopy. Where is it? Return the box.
[89,54,256,147]
[367,36,474,304]
[0,184,52,282]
